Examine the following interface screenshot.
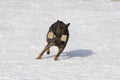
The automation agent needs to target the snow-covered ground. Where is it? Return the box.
[0,0,120,80]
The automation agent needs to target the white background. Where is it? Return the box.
[0,0,120,80]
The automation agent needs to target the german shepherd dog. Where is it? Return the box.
[36,20,70,61]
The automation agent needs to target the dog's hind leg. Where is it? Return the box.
[54,46,65,61]
[36,44,51,59]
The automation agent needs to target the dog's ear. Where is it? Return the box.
[66,23,70,28]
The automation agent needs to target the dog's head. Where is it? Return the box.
[53,20,70,35]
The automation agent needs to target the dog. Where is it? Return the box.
[36,20,70,61]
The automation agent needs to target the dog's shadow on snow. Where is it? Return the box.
[61,49,95,59]
[45,49,95,60]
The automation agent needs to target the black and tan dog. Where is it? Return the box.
[36,20,70,61]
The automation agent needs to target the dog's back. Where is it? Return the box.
[47,20,69,47]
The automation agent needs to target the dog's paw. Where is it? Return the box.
[36,57,41,59]
[54,58,58,61]
[47,51,50,55]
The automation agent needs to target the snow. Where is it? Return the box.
[0,0,120,80]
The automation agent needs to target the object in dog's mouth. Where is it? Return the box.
[36,20,70,61]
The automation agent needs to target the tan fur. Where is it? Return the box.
[61,35,67,42]
[47,32,54,39]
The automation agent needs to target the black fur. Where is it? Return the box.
[36,20,70,61]
[47,20,69,46]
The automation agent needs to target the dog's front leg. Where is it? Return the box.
[54,46,65,61]
[36,44,50,59]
